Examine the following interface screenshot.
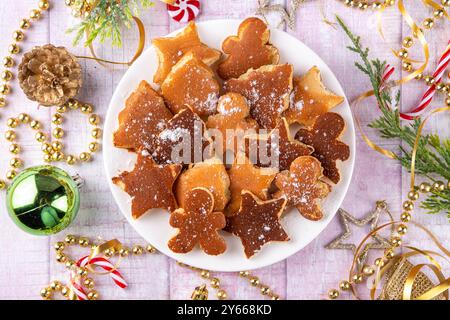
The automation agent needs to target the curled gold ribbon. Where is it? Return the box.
[86,239,124,275]
[352,91,397,160]
[349,0,432,166]
[348,220,450,300]
[422,0,450,20]
[76,16,146,67]
[397,0,430,83]
[347,106,450,300]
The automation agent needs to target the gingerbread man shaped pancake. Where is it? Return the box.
[223,64,293,129]
[206,93,259,156]
[112,150,182,219]
[274,156,330,221]
[218,17,279,80]
[296,112,350,184]
[226,191,288,258]
[168,188,226,256]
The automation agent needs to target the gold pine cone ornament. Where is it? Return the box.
[18,44,82,107]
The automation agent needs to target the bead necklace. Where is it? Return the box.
[0,0,102,190]
[339,0,450,100]
[41,234,158,300]
[337,0,396,10]
[238,271,281,300]
[326,181,449,299]
[396,1,450,100]
[177,262,229,300]
[42,233,283,300]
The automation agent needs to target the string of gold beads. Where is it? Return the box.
[238,271,280,300]
[41,234,158,300]
[0,98,101,190]
[337,0,396,10]
[0,0,49,110]
[395,2,450,100]
[326,180,450,299]
[177,262,229,300]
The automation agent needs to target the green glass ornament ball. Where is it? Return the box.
[6,166,81,235]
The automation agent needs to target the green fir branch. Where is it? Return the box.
[336,16,450,219]
[67,0,154,47]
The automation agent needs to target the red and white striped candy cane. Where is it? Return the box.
[69,270,89,300]
[401,41,450,120]
[78,255,128,289]
[381,64,395,86]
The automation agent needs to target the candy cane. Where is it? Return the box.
[78,256,128,289]
[167,0,200,23]
[400,41,450,120]
[69,270,89,300]
[381,64,395,85]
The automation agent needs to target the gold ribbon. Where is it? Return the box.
[352,91,397,160]
[86,239,124,275]
[76,16,146,67]
[349,0,432,164]
[396,0,430,83]
[347,103,450,300]
[422,0,450,20]
[348,220,450,300]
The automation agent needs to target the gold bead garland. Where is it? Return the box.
[337,0,396,10]
[395,3,449,91]
[238,271,281,300]
[0,0,103,190]
[0,98,102,190]
[326,181,450,299]
[177,262,229,300]
[339,0,450,94]
[42,235,234,301]
[40,234,158,300]
[0,0,49,109]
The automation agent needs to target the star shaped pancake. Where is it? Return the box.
[152,21,221,85]
[244,117,312,171]
[225,153,278,216]
[223,64,293,129]
[226,191,288,258]
[112,150,182,219]
[284,66,344,128]
[113,81,173,152]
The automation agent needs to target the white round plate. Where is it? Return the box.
[104,19,355,272]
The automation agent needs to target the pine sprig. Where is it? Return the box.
[337,16,450,218]
[422,189,450,217]
[67,0,154,47]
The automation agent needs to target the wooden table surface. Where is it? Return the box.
[0,0,449,300]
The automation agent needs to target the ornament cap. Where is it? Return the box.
[71,173,84,189]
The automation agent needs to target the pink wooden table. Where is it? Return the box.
[0,0,449,300]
